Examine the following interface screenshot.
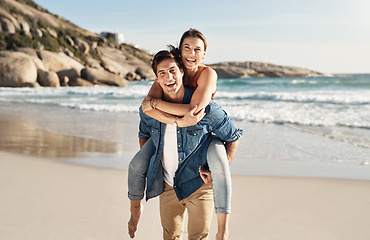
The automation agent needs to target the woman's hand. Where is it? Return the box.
[141,96,154,113]
[177,105,205,127]
[199,166,213,184]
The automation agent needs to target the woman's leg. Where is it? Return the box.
[128,138,154,200]
[128,138,154,238]
[207,136,232,239]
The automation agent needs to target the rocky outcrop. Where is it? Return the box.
[0,0,325,88]
[210,62,324,78]
[0,48,131,88]
[0,0,155,88]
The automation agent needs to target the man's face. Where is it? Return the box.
[156,59,183,96]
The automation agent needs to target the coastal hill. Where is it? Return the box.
[209,62,324,78]
[0,0,324,88]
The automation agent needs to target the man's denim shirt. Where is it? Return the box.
[138,88,243,201]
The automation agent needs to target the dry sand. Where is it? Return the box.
[1,151,370,240]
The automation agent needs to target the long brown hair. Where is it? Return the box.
[179,28,208,51]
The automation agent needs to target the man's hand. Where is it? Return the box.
[141,96,154,113]
[199,166,213,184]
[178,105,206,127]
[128,201,142,238]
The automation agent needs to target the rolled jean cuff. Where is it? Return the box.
[215,207,231,214]
[128,192,144,201]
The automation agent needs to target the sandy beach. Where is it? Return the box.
[1,100,370,239]
[1,150,370,240]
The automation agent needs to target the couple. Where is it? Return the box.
[128,29,243,240]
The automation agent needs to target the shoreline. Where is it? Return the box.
[1,151,370,239]
[1,102,370,181]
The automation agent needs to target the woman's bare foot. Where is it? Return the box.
[216,231,228,240]
[128,201,142,238]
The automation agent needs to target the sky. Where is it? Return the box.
[33,0,370,74]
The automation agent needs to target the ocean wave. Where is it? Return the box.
[222,103,370,130]
[216,90,370,105]
[1,81,369,130]
[59,102,139,112]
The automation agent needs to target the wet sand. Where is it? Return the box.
[0,113,122,159]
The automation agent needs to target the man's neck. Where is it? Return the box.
[163,86,185,103]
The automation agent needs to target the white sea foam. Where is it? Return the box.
[1,77,369,130]
[215,90,370,105]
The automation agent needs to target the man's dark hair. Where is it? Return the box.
[151,46,182,76]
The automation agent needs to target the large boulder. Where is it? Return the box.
[64,35,75,47]
[38,70,60,87]
[0,17,16,34]
[38,50,84,73]
[15,48,46,71]
[74,38,90,55]
[0,51,38,87]
[81,67,127,87]
[17,16,31,36]
[0,8,19,33]
[68,77,94,87]
[56,68,80,82]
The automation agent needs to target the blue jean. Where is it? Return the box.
[128,137,232,214]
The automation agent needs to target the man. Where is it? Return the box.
[128,49,242,239]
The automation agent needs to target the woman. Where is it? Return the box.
[128,29,233,240]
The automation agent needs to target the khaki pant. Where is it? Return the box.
[160,183,214,240]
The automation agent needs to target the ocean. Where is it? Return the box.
[1,74,370,179]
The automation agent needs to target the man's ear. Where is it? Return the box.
[202,51,206,59]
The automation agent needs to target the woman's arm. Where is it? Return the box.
[142,81,193,115]
[187,67,217,114]
[142,67,217,126]
[154,67,217,115]
[141,81,187,125]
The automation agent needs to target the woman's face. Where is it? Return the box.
[180,37,206,69]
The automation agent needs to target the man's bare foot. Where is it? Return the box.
[128,201,142,238]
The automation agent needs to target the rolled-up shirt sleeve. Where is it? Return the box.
[209,103,243,143]
[138,107,150,139]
